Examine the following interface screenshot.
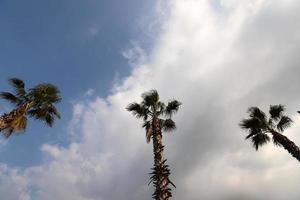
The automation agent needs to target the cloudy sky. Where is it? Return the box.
[1,0,300,199]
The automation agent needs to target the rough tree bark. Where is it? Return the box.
[150,117,174,200]
[271,130,300,162]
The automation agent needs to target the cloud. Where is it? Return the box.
[0,165,30,200]
[121,42,147,67]
[2,0,300,199]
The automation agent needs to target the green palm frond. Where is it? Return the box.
[27,105,60,126]
[27,108,46,119]
[277,116,293,132]
[8,78,26,98]
[45,114,55,127]
[28,83,61,105]
[25,84,61,127]
[165,100,181,117]
[162,119,176,132]
[251,133,270,150]
[127,90,180,146]
[269,104,284,121]
[28,108,55,127]
[142,90,159,107]
[48,105,61,119]
[0,92,21,105]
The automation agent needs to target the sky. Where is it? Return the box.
[0,0,300,199]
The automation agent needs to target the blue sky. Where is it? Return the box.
[1,1,300,199]
[0,0,155,167]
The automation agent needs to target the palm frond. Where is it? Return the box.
[142,90,159,107]
[28,109,55,127]
[165,100,181,117]
[126,102,148,119]
[157,101,166,116]
[27,104,61,126]
[8,78,26,97]
[0,92,21,105]
[47,104,61,119]
[162,119,176,132]
[268,118,274,128]
[251,133,270,150]
[269,104,284,121]
[239,117,265,130]
[248,107,266,121]
[143,121,153,143]
[27,108,45,119]
[277,116,293,132]
[28,83,61,105]
[45,114,55,127]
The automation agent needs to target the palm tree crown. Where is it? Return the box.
[126,90,181,142]
[0,78,61,137]
[240,105,293,150]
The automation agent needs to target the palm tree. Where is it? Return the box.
[0,78,61,138]
[127,90,181,200]
[240,104,300,161]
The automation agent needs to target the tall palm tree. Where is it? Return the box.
[127,90,181,200]
[0,78,61,138]
[240,104,300,161]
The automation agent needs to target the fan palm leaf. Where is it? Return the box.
[165,100,181,117]
[277,115,292,132]
[126,103,148,119]
[28,83,61,105]
[142,90,159,107]
[8,78,26,98]
[251,133,270,150]
[0,92,20,105]
[269,104,284,121]
[162,119,176,132]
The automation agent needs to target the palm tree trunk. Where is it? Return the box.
[0,103,29,133]
[271,130,300,162]
[150,117,173,200]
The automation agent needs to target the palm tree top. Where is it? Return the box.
[240,104,293,150]
[0,78,62,128]
[127,90,181,118]
[127,89,181,143]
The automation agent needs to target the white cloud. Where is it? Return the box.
[2,0,300,199]
[0,165,30,200]
[121,42,147,67]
